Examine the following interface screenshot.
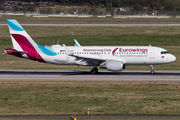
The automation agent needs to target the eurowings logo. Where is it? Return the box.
[112,48,118,57]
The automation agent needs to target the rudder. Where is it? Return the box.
[7,19,38,51]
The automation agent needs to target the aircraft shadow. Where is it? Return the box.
[0,70,180,76]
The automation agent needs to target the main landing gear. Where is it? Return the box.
[90,65,98,74]
[90,68,98,74]
[150,65,155,74]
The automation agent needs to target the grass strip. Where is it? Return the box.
[1,16,180,23]
[0,81,180,115]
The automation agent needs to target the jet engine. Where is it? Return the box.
[100,61,125,71]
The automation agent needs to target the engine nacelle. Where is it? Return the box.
[100,61,125,71]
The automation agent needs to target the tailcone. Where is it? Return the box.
[3,49,7,54]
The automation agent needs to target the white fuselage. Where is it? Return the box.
[35,45,176,66]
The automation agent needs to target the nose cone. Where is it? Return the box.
[171,54,176,62]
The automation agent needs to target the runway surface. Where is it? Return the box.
[0,70,180,81]
[1,23,180,26]
[1,115,180,119]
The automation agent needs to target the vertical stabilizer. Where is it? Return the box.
[7,19,44,62]
[7,19,38,51]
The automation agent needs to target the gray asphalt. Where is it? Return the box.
[1,23,180,26]
[0,70,180,81]
[1,115,180,119]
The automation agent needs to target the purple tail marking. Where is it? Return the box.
[11,34,45,62]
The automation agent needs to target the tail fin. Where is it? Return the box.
[7,19,38,51]
[7,19,44,62]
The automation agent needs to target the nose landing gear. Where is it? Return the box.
[150,65,155,74]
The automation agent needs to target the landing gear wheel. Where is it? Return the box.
[150,70,155,74]
[90,68,98,74]
[150,65,155,74]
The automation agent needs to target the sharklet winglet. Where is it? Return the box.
[74,39,81,47]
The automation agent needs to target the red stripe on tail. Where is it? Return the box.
[11,34,45,62]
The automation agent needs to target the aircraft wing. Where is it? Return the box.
[63,44,106,63]
[63,44,127,65]
[71,54,106,62]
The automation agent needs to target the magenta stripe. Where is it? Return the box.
[11,34,45,62]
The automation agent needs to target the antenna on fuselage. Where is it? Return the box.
[149,44,151,47]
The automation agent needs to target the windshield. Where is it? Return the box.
[161,51,169,54]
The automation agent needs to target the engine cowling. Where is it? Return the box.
[100,61,125,71]
[107,61,124,71]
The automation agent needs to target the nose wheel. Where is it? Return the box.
[90,68,98,74]
[150,65,155,74]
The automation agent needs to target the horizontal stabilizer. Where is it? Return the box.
[6,50,26,54]
[4,48,25,54]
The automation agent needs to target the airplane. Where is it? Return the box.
[3,19,176,74]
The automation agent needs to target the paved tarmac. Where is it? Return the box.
[0,70,180,81]
[1,115,180,119]
[1,23,180,26]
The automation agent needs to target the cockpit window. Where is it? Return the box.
[161,51,169,54]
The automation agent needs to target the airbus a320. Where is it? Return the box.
[3,19,176,74]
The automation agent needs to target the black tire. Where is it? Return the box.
[91,68,98,74]
[150,70,155,74]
